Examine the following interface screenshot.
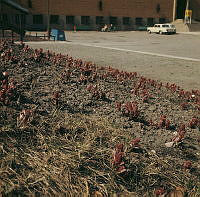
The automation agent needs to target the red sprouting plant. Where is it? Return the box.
[180,102,189,110]
[53,91,60,106]
[87,85,106,100]
[86,84,93,92]
[17,109,33,128]
[115,102,121,111]
[165,124,186,147]
[155,188,165,196]
[122,101,139,119]
[0,72,17,105]
[158,115,170,129]
[188,117,199,129]
[178,124,186,132]
[130,138,141,148]
[148,119,157,127]
[183,161,192,170]
[78,73,87,84]
[172,130,186,143]
[112,143,127,174]
[141,90,151,103]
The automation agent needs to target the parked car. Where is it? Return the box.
[147,24,176,34]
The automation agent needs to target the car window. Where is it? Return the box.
[157,25,160,27]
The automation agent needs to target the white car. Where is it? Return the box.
[147,24,176,35]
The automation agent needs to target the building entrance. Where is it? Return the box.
[176,0,187,19]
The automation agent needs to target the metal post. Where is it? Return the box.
[19,14,23,41]
[47,0,50,40]
[173,0,177,21]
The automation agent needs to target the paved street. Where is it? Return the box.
[27,31,200,90]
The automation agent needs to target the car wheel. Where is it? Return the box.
[148,30,151,34]
[159,31,162,35]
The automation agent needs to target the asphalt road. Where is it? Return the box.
[27,31,200,90]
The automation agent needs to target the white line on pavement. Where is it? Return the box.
[26,41,200,62]
[66,42,200,62]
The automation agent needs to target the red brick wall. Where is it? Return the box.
[18,0,174,20]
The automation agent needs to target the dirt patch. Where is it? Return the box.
[0,40,199,196]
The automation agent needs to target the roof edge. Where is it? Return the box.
[2,0,29,14]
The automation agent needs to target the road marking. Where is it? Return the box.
[66,42,200,62]
[26,41,200,62]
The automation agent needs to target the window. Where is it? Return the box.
[50,15,59,24]
[162,25,169,27]
[66,16,74,24]
[135,18,143,25]
[28,0,32,8]
[123,17,130,25]
[98,0,103,11]
[33,15,43,24]
[147,18,154,26]
[109,17,117,25]
[15,14,20,25]
[96,16,104,25]
[2,14,8,22]
[81,16,90,25]
[159,18,166,23]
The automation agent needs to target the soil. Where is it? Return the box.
[0,40,200,196]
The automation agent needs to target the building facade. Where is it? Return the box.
[17,0,175,30]
[1,0,200,31]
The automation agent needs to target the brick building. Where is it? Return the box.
[15,0,175,31]
[1,0,200,31]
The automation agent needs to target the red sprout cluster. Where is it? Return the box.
[52,91,60,106]
[86,85,106,100]
[130,138,141,148]
[155,188,165,196]
[0,72,17,105]
[180,102,189,110]
[188,117,199,129]
[112,144,127,174]
[115,101,139,119]
[183,161,192,170]
[158,115,170,129]
[172,125,186,143]
[17,109,33,128]
[123,101,139,119]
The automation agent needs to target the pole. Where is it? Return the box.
[47,0,50,40]
[20,14,23,41]
[173,0,177,21]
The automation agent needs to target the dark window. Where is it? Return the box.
[81,16,90,25]
[156,4,161,13]
[96,16,104,25]
[123,17,130,25]
[135,17,143,25]
[2,14,8,22]
[50,15,59,24]
[15,15,26,25]
[15,14,20,25]
[66,16,74,24]
[109,17,117,25]
[28,0,32,8]
[2,14,8,26]
[147,18,154,26]
[98,1,103,11]
[33,15,43,24]
[159,18,166,23]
